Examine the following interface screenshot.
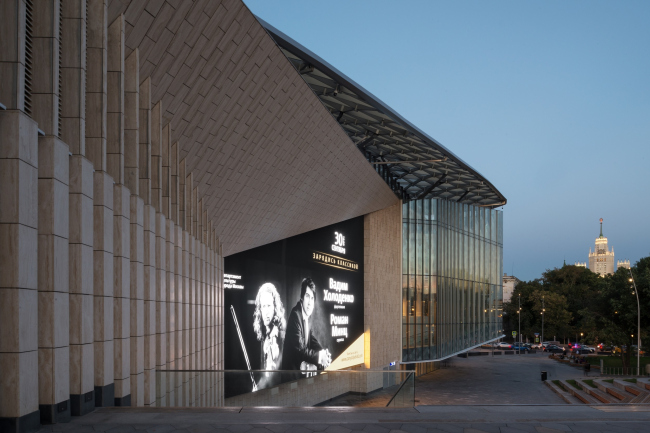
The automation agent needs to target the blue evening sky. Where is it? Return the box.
[244,0,650,281]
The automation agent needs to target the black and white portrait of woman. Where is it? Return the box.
[253,283,286,385]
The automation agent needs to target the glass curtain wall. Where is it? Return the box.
[402,198,503,362]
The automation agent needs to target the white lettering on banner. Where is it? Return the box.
[329,278,348,292]
[323,290,354,304]
[330,314,349,325]
[224,274,244,289]
[332,231,346,254]
[332,326,348,338]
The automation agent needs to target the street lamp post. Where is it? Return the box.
[518,293,521,355]
[629,270,641,376]
[541,295,545,347]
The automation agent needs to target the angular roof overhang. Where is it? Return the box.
[259,18,507,208]
[106,1,399,256]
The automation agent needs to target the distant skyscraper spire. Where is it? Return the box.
[600,218,603,238]
[589,218,614,276]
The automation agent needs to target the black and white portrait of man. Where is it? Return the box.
[281,277,331,378]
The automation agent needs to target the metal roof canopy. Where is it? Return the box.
[259,18,507,208]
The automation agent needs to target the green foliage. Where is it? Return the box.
[586,355,649,369]
[582,379,596,388]
[566,379,581,390]
[504,256,650,369]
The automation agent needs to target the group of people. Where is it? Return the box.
[252,277,332,389]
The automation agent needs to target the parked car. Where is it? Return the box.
[570,344,591,355]
[496,342,513,349]
[531,342,543,349]
[544,344,565,354]
[582,345,596,353]
[512,343,530,352]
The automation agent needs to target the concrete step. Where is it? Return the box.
[558,380,600,404]
[636,378,650,391]
[612,379,650,403]
[545,380,580,404]
[594,379,633,403]
[575,380,612,404]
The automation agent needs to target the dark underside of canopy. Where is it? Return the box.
[260,18,507,208]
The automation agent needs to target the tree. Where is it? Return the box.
[529,290,572,342]
[502,257,649,358]
[541,265,601,338]
[588,260,650,368]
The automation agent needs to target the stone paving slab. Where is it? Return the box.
[33,405,650,433]
[415,352,583,405]
[33,353,650,432]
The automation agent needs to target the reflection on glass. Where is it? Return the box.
[401,199,503,362]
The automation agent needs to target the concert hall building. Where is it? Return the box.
[0,0,505,431]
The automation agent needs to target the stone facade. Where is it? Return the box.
[502,273,519,303]
[1,0,397,431]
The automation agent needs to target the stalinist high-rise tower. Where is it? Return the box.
[588,218,615,276]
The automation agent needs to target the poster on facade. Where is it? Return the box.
[224,216,364,398]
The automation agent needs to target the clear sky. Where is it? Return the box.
[244,0,650,281]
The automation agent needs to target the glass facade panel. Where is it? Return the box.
[402,198,504,362]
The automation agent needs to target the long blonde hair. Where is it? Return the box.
[253,283,286,341]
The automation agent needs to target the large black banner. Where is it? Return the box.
[224,216,364,398]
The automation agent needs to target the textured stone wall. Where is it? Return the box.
[0,0,398,428]
[359,203,402,393]
[363,203,402,370]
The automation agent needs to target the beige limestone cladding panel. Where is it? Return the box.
[92,171,115,392]
[37,346,70,407]
[124,48,139,195]
[143,205,156,405]
[113,184,131,297]
[0,351,39,418]
[2,241,37,302]
[128,194,144,404]
[138,77,151,205]
[69,341,94,396]
[37,135,71,408]
[0,111,40,419]
[86,0,108,172]
[173,224,183,390]
[161,124,171,219]
[165,219,175,369]
[363,203,402,376]
[154,214,167,372]
[107,182,129,401]
[106,14,125,184]
[0,158,38,231]
[0,0,28,112]
[181,229,190,370]
[104,0,398,257]
[31,0,61,137]
[169,142,178,224]
[69,152,95,395]
[150,102,162,212]
[61,0,88,156]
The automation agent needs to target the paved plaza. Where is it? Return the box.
[415,351,582,405]
[33,405,650,433]
[33,352,650,432]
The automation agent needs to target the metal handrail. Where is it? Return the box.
[385,371,414,407]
